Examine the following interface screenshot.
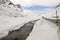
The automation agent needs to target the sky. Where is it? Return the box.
[10,0,60,12]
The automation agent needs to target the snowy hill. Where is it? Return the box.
[0,0,41,38]
[0,0,23,17]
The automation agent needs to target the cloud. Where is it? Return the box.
[10,0,60,6]
[32,0,60,6]
[10,0,60,12]
[22,5,55,12]
[10,0,32,6]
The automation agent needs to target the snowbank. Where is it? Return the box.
[0,12,41,38]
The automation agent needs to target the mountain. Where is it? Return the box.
[0,0,23,17]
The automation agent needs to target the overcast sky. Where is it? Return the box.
[10,0,60,12]
[10,0,60,6]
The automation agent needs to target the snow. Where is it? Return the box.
[0,12,41,38]
[0,0,41,38]
[0,4,23,17]
[26,18,59,40]
[26,7,60,40]
[0,0,60,40]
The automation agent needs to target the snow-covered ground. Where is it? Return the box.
[0,0,41,38]
[26,18,59,40]
[0,12,41,38]
[26,9,60,40]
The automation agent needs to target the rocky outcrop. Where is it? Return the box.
[0,0,23,17]
[0,0,10,4]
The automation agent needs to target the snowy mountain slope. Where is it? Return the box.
[0,0,41,38]
[0,0,23,17]
[0,12,41,38]
[0,4,23,17]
